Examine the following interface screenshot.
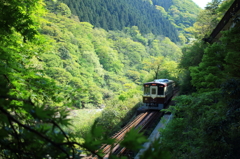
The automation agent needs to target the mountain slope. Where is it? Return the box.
[152,0,201,38]
[56,0,180,42]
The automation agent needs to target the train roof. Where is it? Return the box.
[143,79,174,85]
[154,79,172,83]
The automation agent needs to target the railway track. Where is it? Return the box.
[97,111,162,158]
[85,89,178,159]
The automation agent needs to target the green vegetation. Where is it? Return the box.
[3,0,238,158]
[57,0,180,42]
[143,0,240,158]
[0,0,184,158]
[153,0,201,39]
[39,2,182,109]
[56,0,202,43]
[67,109,102,138]
[0,0,78,158]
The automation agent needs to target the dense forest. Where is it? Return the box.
[153,0,200,36]
[0,0,239,158]
[57,0,200,42]
[57,0,179,42]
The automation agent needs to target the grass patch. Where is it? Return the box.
[67,109,103,138]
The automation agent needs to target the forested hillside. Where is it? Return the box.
[57,0,200,43]
[40,1,182,109]
[153,0,200,39]
[57,0,183,42]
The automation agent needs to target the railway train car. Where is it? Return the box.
[142,79,175,110]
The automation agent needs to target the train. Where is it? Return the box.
[140,79,175,111]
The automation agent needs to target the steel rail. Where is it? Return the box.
[115,111,162,156]
[101,112,149,156]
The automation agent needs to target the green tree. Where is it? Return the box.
[41,53,63,67]
[221,27,240,78]
[190,42,225,92]
[46,67,73,84]
[56,3,71,17]
[0,1,85,158]
[159,37,182,61]
[159,59,180,81]
[143,56,164,79]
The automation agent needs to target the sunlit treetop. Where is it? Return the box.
[0,0,45,41]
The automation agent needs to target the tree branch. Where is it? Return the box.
[0,106,71,158]
[51,120,75,158]
[7,119,22,159]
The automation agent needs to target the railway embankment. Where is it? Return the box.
[134,113,173,159]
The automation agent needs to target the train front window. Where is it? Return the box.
[144,87,150,95]
[151,88,156,94]
[158,87,164,95]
